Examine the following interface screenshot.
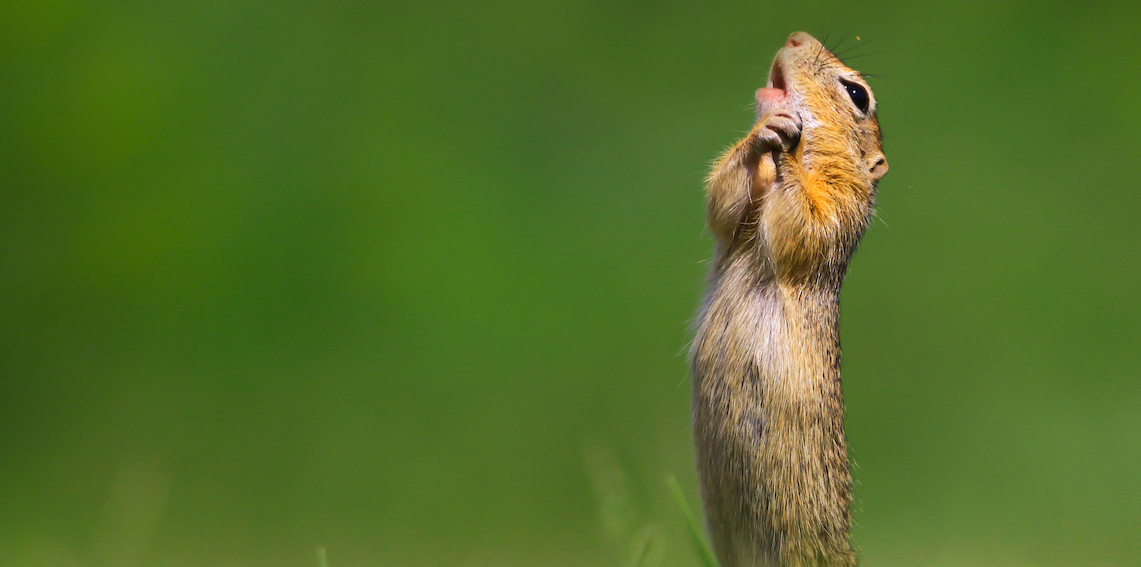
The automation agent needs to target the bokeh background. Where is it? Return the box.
[3,1,1140,566]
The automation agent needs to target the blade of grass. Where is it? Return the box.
[666,475,720,567]
[625,526,655,567]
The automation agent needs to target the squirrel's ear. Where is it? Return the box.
[869,155,889,181]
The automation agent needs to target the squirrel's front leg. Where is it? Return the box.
[706,110,803,246]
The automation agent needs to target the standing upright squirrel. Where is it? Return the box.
[691,32,888,567]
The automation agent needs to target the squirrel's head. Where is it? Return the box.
[757,32,888,189]
[745,32,888,284]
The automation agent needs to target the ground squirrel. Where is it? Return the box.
[690,32,888,567]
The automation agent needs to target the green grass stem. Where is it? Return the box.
[666,475,720,567]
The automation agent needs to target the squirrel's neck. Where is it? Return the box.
[693,255,854,566]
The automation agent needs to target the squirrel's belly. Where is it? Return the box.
[692,283,853,567]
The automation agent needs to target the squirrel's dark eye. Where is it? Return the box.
[841,80,870,114]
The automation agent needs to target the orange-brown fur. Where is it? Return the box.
[691,32,888,567]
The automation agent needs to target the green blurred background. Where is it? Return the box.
[2,1,1140,566]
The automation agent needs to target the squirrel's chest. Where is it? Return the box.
[692,278,839,426]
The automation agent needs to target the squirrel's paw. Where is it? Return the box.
[750,111,802,154]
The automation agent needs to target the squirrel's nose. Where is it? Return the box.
[786,32,812,48]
